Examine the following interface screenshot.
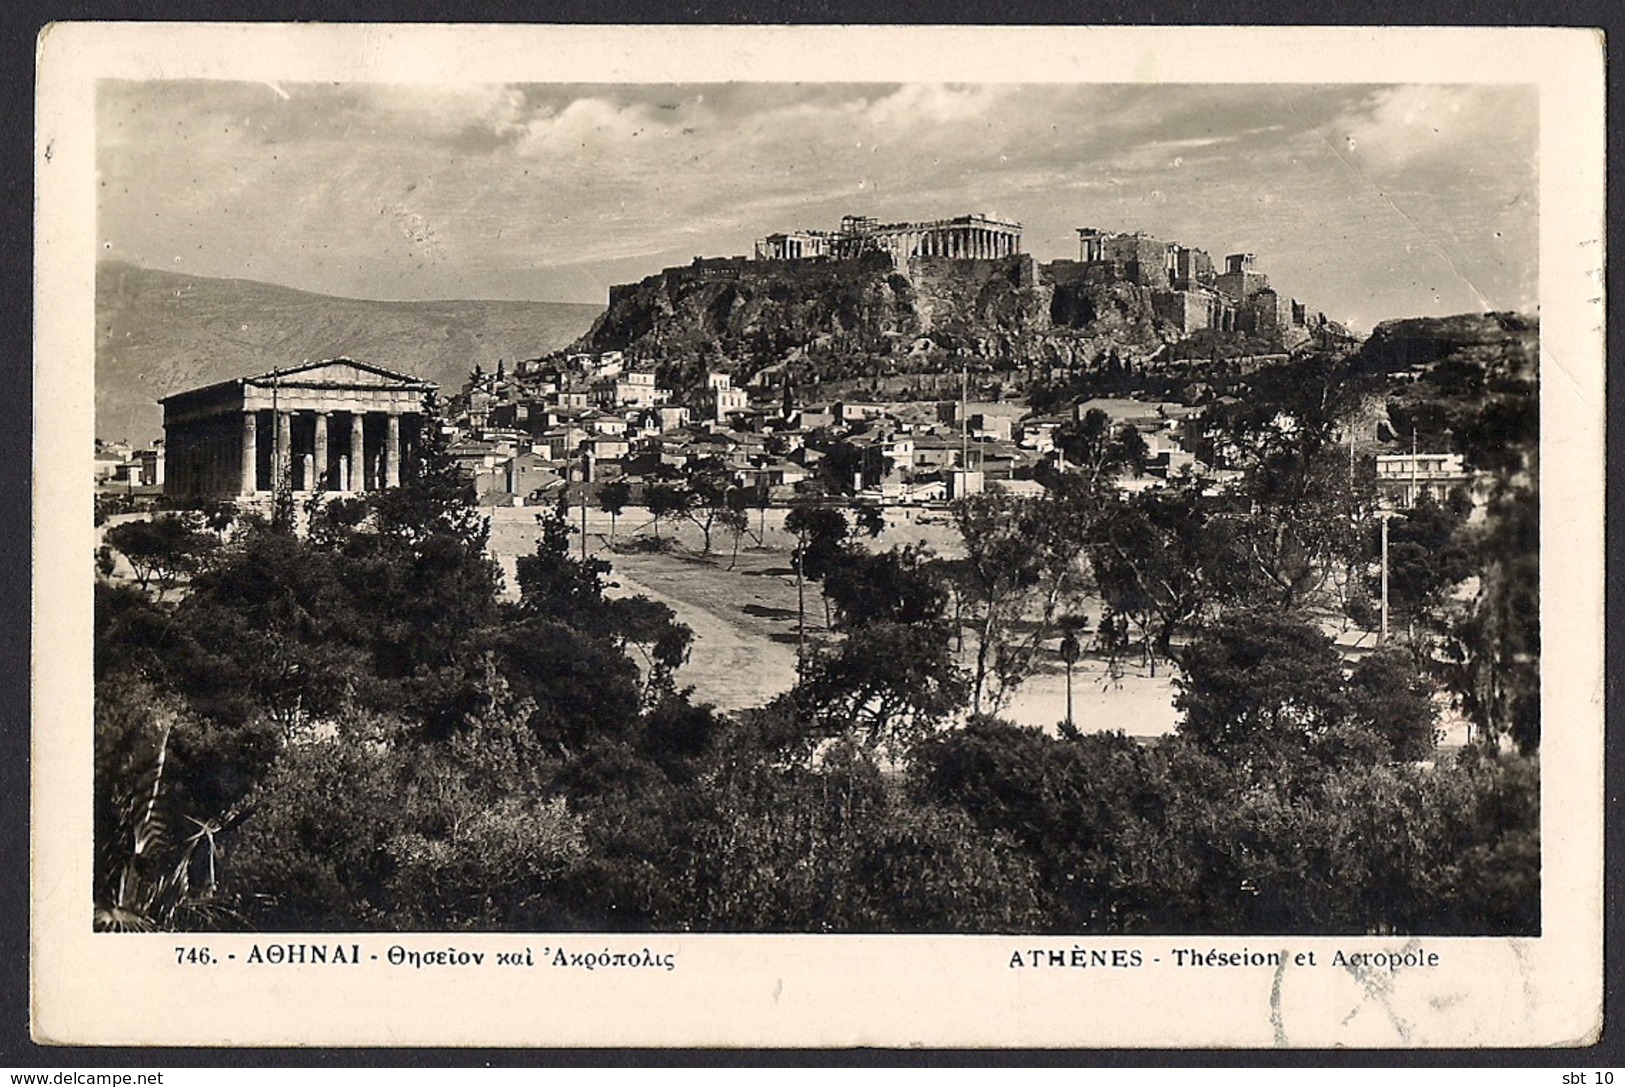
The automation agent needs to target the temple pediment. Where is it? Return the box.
[243,358,436,391]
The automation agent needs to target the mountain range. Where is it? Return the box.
[96,261,601,445]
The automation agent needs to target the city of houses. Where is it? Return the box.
[101,214,1472,514]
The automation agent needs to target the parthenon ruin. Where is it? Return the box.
[159,359,437,500]
[755,213,1022,262]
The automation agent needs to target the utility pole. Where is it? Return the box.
[1379,510,1394,642]
[1410,427,1419,507]
[960,358,970,476]
[580,449,590,562]
[795,528,806,674]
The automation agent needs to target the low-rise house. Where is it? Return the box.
[834,401,887,425]
[534,426,588,461]
[1375,452,1472,508]
[506,453,566,504]
[1017,414,1068,453]
[797,404,838,430]
[967,413,1013,442]
[584,435,632,461]
[592,370,667,410]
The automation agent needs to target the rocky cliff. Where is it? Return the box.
[574,252,1191,389]
[1355,311,1537,377]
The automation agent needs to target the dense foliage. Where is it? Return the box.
[96,333,1541,936]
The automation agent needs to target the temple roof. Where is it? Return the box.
[159,358,436,404]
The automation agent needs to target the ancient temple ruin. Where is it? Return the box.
[755,213,1023,263]
[158,359,437,500]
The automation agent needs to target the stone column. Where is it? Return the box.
[241,410,258,493]
[385,412,401,488]
[276,410,293,490]
[313,412,330,492]
[351,412,367,492]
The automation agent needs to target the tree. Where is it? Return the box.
[823,545,946,629]
[815,443,872,495]
[1346,648,1440,761]
[1375,492,1474,635]
[94,676,267,930]
[597,479,633,546]
[1228,442,1372,610]
[105,514,218,598]
[1439,486,1539,752]
[951,490,1093,714]
[793,621,967,758]
[784,505,851,636]
[1175,607,1436,773]
[1174,609,1356,766]
[643,481,692,541]
[514,505,613,630]
[1055,409,1147,486]
[175,529,370,729]
[719,506,751,570]
[605,595,694,703]
[1089,482,1230,673]
[675,459,735,553]
[913,719,1174,932]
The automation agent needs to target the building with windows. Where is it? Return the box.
[1375,451,1473,508]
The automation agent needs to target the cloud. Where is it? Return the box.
[96,80,1538,320]
[861,83,1014,128]
[1324,84,1536,175]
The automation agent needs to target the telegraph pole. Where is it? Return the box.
[1410,427,1419,507]
[1378,510,1397,642]
[580,449,590,562]
[795,530,806,674]
[960,359,969,472]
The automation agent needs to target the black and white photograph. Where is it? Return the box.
[34,24,1604,1048]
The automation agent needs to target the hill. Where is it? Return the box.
[572,253,1180,393]
[96,262,601,444]
[1354,311,1538,476]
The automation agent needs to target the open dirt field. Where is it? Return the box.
[486,504,1471,745]
[486,505,1182,733]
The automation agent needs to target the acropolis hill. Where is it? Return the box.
[568,213,1353,392]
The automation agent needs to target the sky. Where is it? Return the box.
[97,81,1538,331]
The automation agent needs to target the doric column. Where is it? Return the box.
[385,412,401,488]
[351,412,367,492]
[276,410,292,490]
[240,411,257,494]
[314,412,330,492]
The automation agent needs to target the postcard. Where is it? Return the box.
[33,23,1604,1048]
